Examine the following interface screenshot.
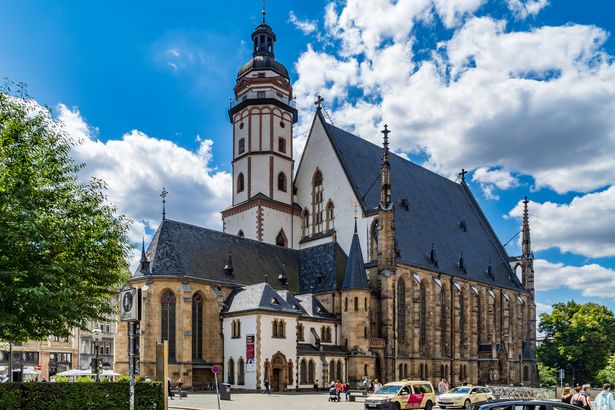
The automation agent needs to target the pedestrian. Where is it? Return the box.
[335,380,343,401]
[562,387,574,404]
[314,378,319,392]
[582,384,594,410]
[594,384,615,410]
[438,378,449,395]
[177,377,184,399]
[362,378,370,395]
[263,378,270,395]
[344,381,351,401]
[168,377,174,400]
[370,379,375,394]
[374,379,383,392]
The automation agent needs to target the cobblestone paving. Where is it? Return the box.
[168,392,367,410]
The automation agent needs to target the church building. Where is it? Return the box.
[114,12,538,390]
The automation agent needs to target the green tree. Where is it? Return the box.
[538,301,615,385]
[537,362,558,386]
[0,89,130,343]
[597,354,615,385]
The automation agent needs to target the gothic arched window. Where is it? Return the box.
[161,290,176,361]
[300,359,307,384]
[329,360,335,381]
[237,173,245,193]
[302,209,310,238]
[237,230,244,238]
[237,357,245,385]
[354,297,359,311]
[192,292,204,360]
[311,169,324,233]
[277,172,287,192]
[397,279,406,343]
[459,290,465,356]
[227,357,235,384]
[419,282,427,354]
[275,229,287,247]
[370,219,379,260]
[325,200,335,230]
[440,288,448,356]
[337,360,342,381]
[476,291,482,345]
[308,360,315,384]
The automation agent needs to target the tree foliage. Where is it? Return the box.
[538,301,615,385]
[0,90,130,342]
[538,362,558,386]
[597,354,615,385]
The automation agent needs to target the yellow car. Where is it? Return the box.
[365,380,436,410]
[437,386,495,409]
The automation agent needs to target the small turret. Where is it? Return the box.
[521,197,535,299]
[138,238,150,274]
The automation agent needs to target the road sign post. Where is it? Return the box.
[559,369,565,388]
[120,288,141,410]
[212,365,220,410]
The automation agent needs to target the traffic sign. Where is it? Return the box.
[211,365,220,374]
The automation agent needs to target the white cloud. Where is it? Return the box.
[534,259,615,300]
[472,167,519,199]
[57,104,232,270]
[509,189,615,259]
[506,0,549,19]
[536,302,552,316]
[288,11,317,35]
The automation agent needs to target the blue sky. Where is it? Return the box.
[2,0,615,314]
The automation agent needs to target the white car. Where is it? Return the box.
[437,386,494,409]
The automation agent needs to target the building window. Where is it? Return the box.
[311,169,324,233]
[397,278,406,343]
[231,320,241,339]
[192,292,204,360]
[325,200,334,230]
[440,289,448,356]
[364,364,368,376]
[365,297,368,311]
[237,357,245,385]
[257,90,266,98]
[476,292,482,345]
[419,283,427,354]
[337,360,343,382]
[275,229,287,247]
[239,122,244,129]
[364,327,368,338]
[237,230,244,238]
[370,219,379,260]
[161,290,176,361]
[237,173,245,193]
[308,360,315,384]
[354,297,359,311]
[297,324,304,341]
[238,138,245,154]
[320,326,332,342]
[459,291,465,356]
[300,359,307,384]
[302,209,310,238]
[277,172,287,192]
[278,137,286,153]
[345,297,348,312]
[523,365,529,381]
[280,120,286,128]
[228,357,235,384]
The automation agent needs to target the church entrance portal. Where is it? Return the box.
[270,352,287,391]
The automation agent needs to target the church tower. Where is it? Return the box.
[521,197,535,300]
[221,9,299,246]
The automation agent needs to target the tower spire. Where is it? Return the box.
[261,0,267,23]
[379,124,392,209]
[139,237,150,274]
[521,197,534,299]
[160,187,168,221]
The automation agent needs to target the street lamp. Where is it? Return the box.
[91,328,102,382]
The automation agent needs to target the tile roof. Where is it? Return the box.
[320,112,523,291]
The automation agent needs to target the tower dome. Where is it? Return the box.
[237,21,289,79]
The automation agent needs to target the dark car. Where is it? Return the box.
[469,399,578,410]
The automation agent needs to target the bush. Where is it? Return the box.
[75,376,95,383]
[0,381,163,409]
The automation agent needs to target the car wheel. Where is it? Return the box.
[425,401,433,410]
[464,400,471,410]
[394,403,401,410]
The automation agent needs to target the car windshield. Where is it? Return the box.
[374,385,402,395]
[448,387,472,394]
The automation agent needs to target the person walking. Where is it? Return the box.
[177,377,184,399]
[594,384,615,410]
[362,378,370,395]
[168,377,174,400]
[314,378,319,392]
[374,379,383,392]
[582,384,594,410]
[344,381,351,401]
[562,387,574,404]
[438,378,449,395]
[263,378,270,395]
[335,380,343,401]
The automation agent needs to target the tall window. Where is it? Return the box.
[278,137,286,153]
[277,172,287,192]
[325,200,335,230]
[370,220,379,260]
[232,320,241,339]
[354,297,359,311]
[419,283,427,353]
[237,173,245,193]
[300,359,307,384]
[440,289,448,356]
[311,169,324,233]
[192,293,204,360]
[397,279,406,343]
[161,290,176,361]
[297,324,304,341]
[329,360,335,381]
[302,209,310,238]
[237,358,245,385]
[459,291,465,356]
[228,358,235,384]
[337,361,343,381]
[238,138,245,154]
[476,292,482,345]
[308,360,315,384]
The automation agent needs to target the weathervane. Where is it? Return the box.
[315,95,324,109]
[160,187,168,220]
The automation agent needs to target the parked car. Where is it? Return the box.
[468,399,580,410]
[438,386,495,409]
[365,380,436,410]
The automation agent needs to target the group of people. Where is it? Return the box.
[167,377,184,400]
[562,384,615,410]
[361,378,383,394]
[328,379,352,401]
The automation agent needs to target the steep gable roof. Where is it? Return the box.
[318,112,522,291]
[223,282,300,315]
[342,221,369,290]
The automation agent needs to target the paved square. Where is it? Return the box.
[169,392,367,410]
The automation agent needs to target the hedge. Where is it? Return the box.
[0,381,164,409]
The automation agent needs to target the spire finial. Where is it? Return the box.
[262,0,267,22]
[315,95,324,110]
[224,247,234,275]
[459,168,468,182]
[140,237,146,261]
[379,124,392,209]
[160,187,168,220]
[352,200,358,233]
[381,124,390,152]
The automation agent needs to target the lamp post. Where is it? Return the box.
[91,328,102,382]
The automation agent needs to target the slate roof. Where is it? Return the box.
[320,112,522,291]
[297,343,348,356]
[294,294,337,320]
[223,283,300,315]
[342,221,369,290]
[136,219,346,293]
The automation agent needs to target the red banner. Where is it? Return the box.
[246,335,255,360]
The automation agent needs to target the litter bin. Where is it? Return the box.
[220,383,231,400]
